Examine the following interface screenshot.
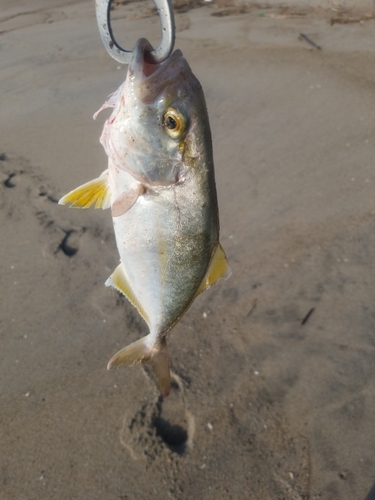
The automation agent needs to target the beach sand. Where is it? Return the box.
[1,1,375,498]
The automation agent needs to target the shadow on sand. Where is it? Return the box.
[364,483,375,500]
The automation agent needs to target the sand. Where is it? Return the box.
[1,1,375,499]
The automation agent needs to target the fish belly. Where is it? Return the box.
[110,168,218,337]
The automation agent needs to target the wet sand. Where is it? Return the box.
[1,1,375,499]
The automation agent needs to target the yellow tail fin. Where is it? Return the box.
[107,335,170,397]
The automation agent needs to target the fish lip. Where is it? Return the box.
[129,38,184,81]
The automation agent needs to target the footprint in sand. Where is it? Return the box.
[0,153,86,257]
[3,172,19,188]
[58,228,85,257]
[120,372,195,462]
[152,375,195,455]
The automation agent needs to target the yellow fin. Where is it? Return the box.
[196,243,232,296]
[105,263,150,326]
[107,336,171,397]
[58,171,110,209]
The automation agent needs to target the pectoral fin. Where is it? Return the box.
[107,335,171,397]
[111,184,145,217]
[196,243,232,296]
[58,171,110,209]
[105,263,149,326]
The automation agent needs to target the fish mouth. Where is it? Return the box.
[129,38,190,103]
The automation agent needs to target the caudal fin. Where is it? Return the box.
[107,335,171,397]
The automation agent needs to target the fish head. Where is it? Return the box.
[102,38,213,187]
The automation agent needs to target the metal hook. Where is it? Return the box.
[95,0,175,65]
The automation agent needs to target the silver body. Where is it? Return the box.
[103,41,219,342]
[60,40,229,395]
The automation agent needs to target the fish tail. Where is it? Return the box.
[107,335,171,397]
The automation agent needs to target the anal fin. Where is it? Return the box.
[105,263,149,326]
[196,243,232,296]
[58,171,110,209]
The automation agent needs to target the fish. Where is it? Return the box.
[59,38,231,397]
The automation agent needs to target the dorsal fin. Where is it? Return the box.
[105,264,150,326]
[196,243,231,296]
[58,171,110,209]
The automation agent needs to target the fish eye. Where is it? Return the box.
[165,116,177,130]
[163,108,186,139]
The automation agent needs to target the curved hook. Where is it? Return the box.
[95,0,175,65]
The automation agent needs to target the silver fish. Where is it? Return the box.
[59,39,231,396]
